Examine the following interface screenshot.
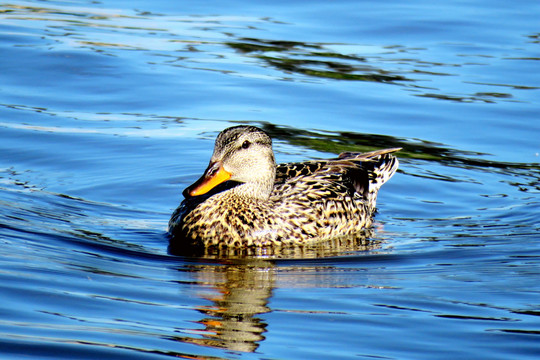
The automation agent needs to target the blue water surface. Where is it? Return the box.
[1,0,539,359]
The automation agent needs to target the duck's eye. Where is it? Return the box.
[241,140,251,149]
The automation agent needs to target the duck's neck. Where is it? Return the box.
[230,170,275,201]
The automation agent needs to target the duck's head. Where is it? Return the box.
[184,125,276,199]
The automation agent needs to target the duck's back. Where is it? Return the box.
[274,148,400,209]
[268,148,400,243]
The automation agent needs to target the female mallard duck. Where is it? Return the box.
[169,125,400,249]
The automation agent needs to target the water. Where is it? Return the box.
[1,0,539,358]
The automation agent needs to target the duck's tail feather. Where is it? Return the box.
[340,148,400,209]
[368,153,399,205]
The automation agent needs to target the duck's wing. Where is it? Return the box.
[274,148,400,208]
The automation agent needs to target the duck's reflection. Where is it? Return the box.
[170,229,378,353]
[173,261,273,352]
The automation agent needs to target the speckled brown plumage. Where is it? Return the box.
[168,125,400,249]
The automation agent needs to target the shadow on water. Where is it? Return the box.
[224,37,538,103]
[236,122,540,193]
[226,38,411,83]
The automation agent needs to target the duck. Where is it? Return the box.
[168,125,400,249]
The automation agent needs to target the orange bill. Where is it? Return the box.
[186,162,231,197]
